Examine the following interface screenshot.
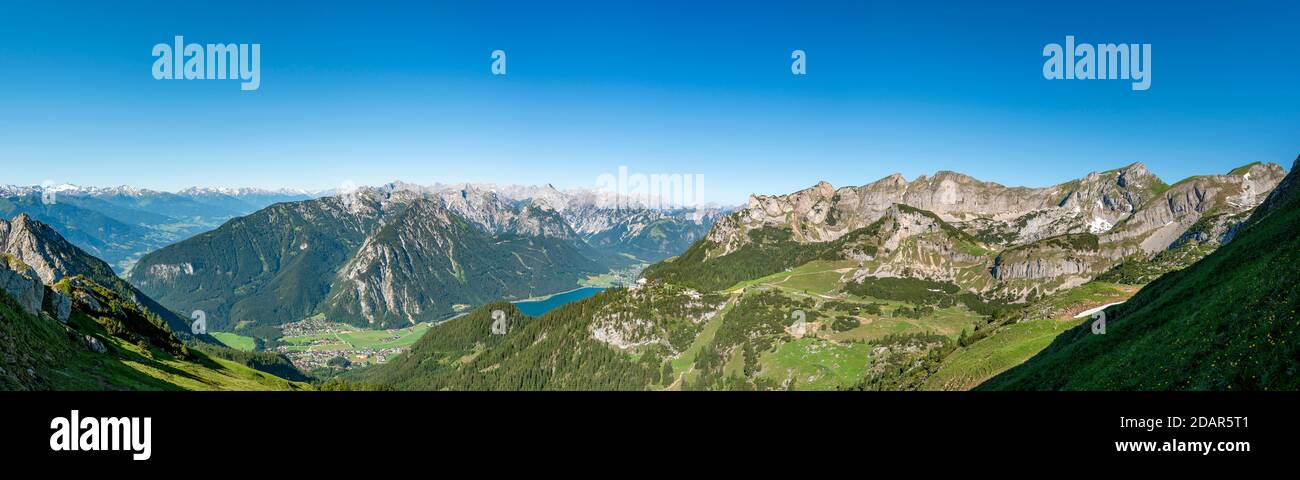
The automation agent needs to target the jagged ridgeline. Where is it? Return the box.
[981,156,1300,390]
[0,186,313,273]
[344,160,1291,391]
[0,274,308,390]
[129,184,721,330]
[647,162,1286,301]
[0,214,309,390]
[0,213,188,331]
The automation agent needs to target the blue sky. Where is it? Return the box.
[1,0,1296,204]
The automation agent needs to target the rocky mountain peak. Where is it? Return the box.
[883,173,907,185]
[0,252,44,316]
[1246,158,1299,223]
[1115,162,1152,187]
[0,214,116,285]
[11,212,33,227]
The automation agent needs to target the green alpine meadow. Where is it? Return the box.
[9,156,1294,392]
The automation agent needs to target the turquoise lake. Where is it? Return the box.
[513,287,606,316]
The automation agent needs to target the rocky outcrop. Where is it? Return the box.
[691,160,1288,297]
[132,183,718,330]
[72,288,105,314]
[48,290,71,323]
[0,214,120,285]
[840,205,994,288]
[1245,155,1300,224]
[0,255,44,316]
[318,198,604,327]
[1103,162,1287,253]
[707,163,1169,257]
[0,213,185,331]
[81,335,107,354]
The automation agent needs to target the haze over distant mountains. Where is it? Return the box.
[0,212,307,390]
[3,157,1295,391]
[0,180,730,276]
[0,184,318,273]
[129,181,724,330]
[348,158,1296,391]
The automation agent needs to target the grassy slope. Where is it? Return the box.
[354,298,661,390]
[921,281,1138,390]
[210,331,257,351]
[979,165,1300,391]
[924,318,1084,391]
[0,287,307,391]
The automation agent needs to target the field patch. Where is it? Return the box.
[757,337,875,390]
[210,331,256,352]
[924,318,1085,391]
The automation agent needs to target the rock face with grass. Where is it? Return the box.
[130,180,724,330]
[1102,162,1286,254]
[318,196,603,327]
[981,156,1300,390]
[671,162,1286,299]
[707,163,1167,253]
[0,213,116,285]
[0,254,43,315]
[0,213,187,331]
[351,157,1295,392]
[0,218,306,390]
[134,186,605,329]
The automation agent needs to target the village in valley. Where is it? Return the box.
[271,317,433,374]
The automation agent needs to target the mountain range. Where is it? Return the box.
[2,156,1295,391]
[0,185,316,272]
[129,182,722,331]
[350,158,1296,391]
[981,156,1300,390]
[649,161,1285,299]
[0,213,308,390]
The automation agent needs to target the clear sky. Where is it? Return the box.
[1,0,1296,204]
